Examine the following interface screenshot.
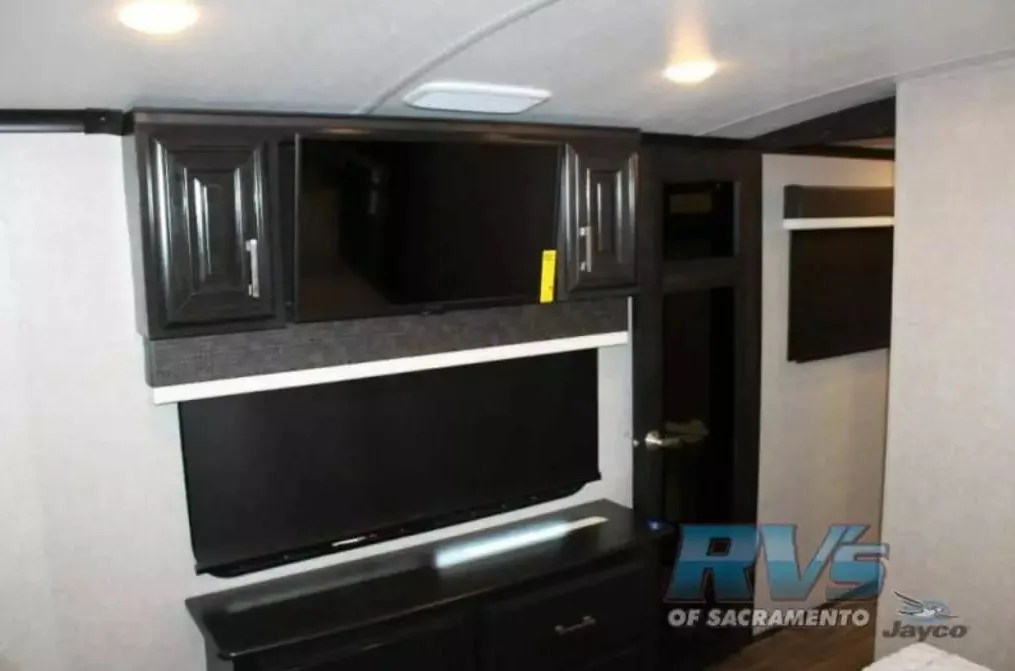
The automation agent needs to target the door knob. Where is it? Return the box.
[643,429,683,451]
[638,420,710,451]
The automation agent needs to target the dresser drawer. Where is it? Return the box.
[481,560,647,671]
[579,647,642,671]
[251,614,473,671]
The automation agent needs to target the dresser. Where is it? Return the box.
[188,500,669,671]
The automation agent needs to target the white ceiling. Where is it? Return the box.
[3,0,1015,136]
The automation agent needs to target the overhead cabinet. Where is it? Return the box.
[125,125,285,338]
[122,112,640,339]
[559,142,639,296]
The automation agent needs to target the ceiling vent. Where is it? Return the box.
[402,81,552,115]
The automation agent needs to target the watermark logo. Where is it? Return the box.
[664,523,888,629]
[667,524,888,603]
[881,592,969,641]
[667,606,871,630]
[894,591,957,624]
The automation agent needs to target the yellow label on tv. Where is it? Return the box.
[539,250,557,303]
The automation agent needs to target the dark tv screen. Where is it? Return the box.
[178,351,600,576]
[294,138,562,322]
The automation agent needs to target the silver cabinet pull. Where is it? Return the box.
[578,226,591,273]
[245,238,260,299]
[586,184,599,271]
[554,615,596,636]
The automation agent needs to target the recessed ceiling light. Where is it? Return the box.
[403,81,552,114]
[664,60,718,85]
[119,0,199,36]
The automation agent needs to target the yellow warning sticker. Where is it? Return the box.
[539,250,557,304]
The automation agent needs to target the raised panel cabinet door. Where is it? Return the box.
[561,143,638,295]
[146,134,277,330]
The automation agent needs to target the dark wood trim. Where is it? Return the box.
[784,186,894,219]
[0,108,125,134]
[642,132,748,151]
[733,155,762,527]
[632,144,665,521]
[644,131,894,161]
[750,97,895,150]
[772,145,894,161]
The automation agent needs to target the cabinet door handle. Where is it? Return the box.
[554,615,596,636]
[245,238,260,299]
[578,226,590,274]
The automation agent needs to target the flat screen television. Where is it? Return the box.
[178,351,600,576]
[289,136,563,322]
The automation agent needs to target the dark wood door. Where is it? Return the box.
[631,142,762,669]
[140,130,281,335]
[559,142,638,295]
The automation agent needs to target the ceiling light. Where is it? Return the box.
[664,60,718,85]
[403,81,552,115]
[119,1,199,35]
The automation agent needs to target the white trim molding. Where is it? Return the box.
[151,331,630,405]
[783,216,894,231]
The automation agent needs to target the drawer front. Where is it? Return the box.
[578,647,642,671]
[482,560,647,671]
[270,615,473,671]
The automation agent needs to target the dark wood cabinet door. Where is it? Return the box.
[142,132,280,335]
[560,143,638,296]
